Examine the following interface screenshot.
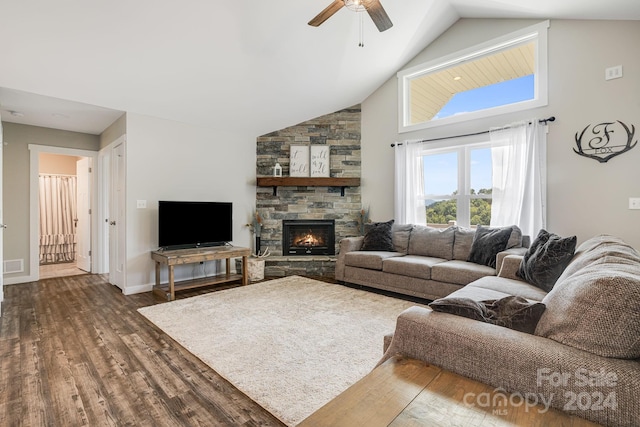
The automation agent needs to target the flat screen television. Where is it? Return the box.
[158,201,232,249]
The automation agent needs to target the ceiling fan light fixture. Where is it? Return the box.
[308,0,392,33]
[344,0,367,13]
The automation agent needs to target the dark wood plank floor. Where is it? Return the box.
[0,274,287,426]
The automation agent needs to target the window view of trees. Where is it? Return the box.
[426,189,492,226]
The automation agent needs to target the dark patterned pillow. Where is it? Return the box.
[361,219,395,251]
[428,297,490,322]
[486,296,546,334]
[429,296,546,334]
[467,225,512,268]
[517,229,577,292]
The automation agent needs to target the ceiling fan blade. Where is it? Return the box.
[308,0,345,27]
[366,0,393,32]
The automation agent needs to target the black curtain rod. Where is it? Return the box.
[390,116,556,147]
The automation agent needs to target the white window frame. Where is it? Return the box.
[398,21,549,133]
[421,141,492,228]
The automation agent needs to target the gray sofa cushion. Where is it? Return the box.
[536,236,640,359]
[408,225,455,260]
[431,260,495,286]
[392,223,413,254]
[516,229,577,291]
[556,234,639,284]
[506,225,524,249]
[382,255,446,280]
[344,251,404,271]
[453,227,475,261]
[468,276,548,302]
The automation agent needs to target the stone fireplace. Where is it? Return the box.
[255,105,361,277]
[282,219,336,256]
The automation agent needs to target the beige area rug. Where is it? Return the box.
[137,276,423,426]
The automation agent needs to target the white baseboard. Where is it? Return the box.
[123,283,153,295]
[4,274,38,285]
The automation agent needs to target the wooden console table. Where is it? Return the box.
[151,246,250,301]
[299,355,600,427]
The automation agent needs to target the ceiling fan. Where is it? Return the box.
[308,0,393,32]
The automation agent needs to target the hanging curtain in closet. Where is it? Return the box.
[39,174,78,264]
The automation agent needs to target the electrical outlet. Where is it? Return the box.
[136,200,147,209]
[605,65,623,80]
[629,197,640,210]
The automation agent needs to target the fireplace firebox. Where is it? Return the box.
[282,219,335,256]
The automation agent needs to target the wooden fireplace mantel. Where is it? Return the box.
[256,177,360,196]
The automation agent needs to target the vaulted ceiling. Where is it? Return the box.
[1,0,639,136]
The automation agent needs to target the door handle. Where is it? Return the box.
[110,221,116,226]
[0,224,6,229]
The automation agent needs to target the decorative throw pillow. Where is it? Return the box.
[517,229,577,292]
[467,226,512,268]
[361,219,395,251]
[429,296,546,334]
[428,297,490,322]
[485,295,546,334]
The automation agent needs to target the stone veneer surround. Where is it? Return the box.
[255,105,362,276]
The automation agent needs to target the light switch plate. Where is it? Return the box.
[136,200,147,209]
[629,197,640,210]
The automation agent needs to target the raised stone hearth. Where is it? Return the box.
[264,256,336,277]
[255,106,362,277]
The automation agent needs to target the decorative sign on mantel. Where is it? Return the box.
[289,145,310,177]
[310,145,330,177]
[574,120,637,163]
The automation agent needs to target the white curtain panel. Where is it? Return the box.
[39,174,78,264]
[394,142,426,225]
[489,120,547,237]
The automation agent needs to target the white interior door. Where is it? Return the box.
[76,158,91,272]
[0,118,5,313]
[97,149,111,274]
[109,141,125,290]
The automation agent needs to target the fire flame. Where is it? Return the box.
[295,232,322,247]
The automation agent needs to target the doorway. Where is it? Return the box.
[37,153,90,279]
[29,145,99,282]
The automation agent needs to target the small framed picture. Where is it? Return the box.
[310,145,330,177]
[289,145,310,177]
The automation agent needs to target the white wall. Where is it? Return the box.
[362,19,640,249]
[124,113,257,292]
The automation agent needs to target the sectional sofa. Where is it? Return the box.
[377,234,640,427]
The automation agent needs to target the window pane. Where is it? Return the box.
[470,198,492,226]
[423,151,458,196]
[470,147,492,226]
[470,147,492,194]
[426,199,457,227]
[408,41,535,125]
[435,75,534,120]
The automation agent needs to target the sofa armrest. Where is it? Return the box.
[496,246,527,273]
[335,236,364,281]
[379,306,640,427]
[497,254,525,281]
